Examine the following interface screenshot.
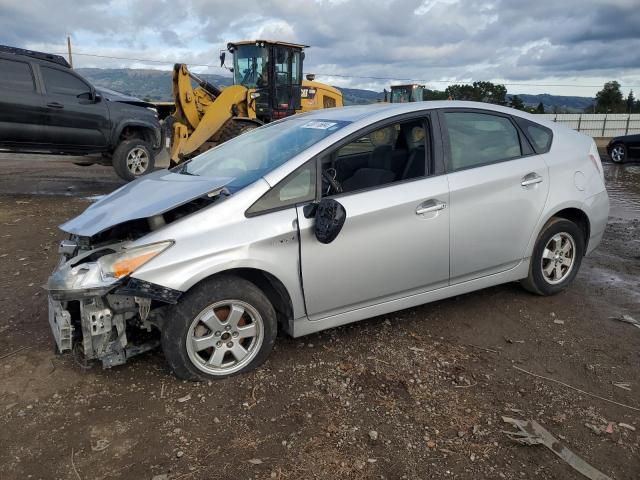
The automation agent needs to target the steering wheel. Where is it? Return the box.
[322,168,342,195]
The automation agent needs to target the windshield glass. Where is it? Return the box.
[233,45,268,88]
[178,118,351,191]
[391,86,412,103]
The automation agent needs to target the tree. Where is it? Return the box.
[536,101,545,114]
[627,90,635,114]
[423,88,448,101]
[595,81,625,113]
[444,81,507,104]
[510,95,525,110]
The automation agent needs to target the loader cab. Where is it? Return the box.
[390,84,425,103]
[228,40,305,123]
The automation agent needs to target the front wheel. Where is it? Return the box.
[161,275,277,381]
[609,143,626,163]
[112,139,155,181]
[521,218,585,296]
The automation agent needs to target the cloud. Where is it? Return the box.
[1,0,638,95]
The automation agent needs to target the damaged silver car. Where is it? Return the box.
[47,102,609,380]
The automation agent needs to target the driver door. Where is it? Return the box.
[296,115,450,321]
[39,65,108,148]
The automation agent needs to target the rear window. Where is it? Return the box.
[444,112,522,171]
[514,117,553,154]
[0,58,35,91]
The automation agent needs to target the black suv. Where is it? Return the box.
[0,45,162,181]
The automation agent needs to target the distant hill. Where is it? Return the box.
[77,68,233,102]
[511,93,594,113]
[76,68,594,112]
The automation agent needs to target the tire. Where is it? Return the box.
[112,138,155,181]
[161,275,277,381]
[521,218,585,296]
[217,120,259,144]
[609,143,626,163]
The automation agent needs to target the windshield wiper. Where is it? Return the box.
[173,163,199,176]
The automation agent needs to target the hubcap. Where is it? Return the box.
[541,232,576,285]
[126,147,150,175]
[611,146,625,163]
[186,300,263,376]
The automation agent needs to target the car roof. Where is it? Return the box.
[299,100,564,133]
[301,100,537,122]
[0,45,71,68]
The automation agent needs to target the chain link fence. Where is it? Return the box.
[540,114,640,138]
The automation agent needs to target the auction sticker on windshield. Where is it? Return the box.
[301,120,339,130]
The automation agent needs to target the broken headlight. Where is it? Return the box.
[48,241,173,298]
[97,241,173,281]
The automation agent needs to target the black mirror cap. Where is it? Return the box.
[314,198,346,244]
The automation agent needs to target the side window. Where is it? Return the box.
[246,161,316,215]
[41,67,91,97]
[323,118,430,196]
[0,59,35,92]
[444,112,522,171]
[514,117,553,154]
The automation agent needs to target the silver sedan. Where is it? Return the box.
[47,101,609,380]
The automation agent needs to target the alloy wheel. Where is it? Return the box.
[126,147,150,175]
[540,232,576,285]
[186,300,263,376]
[610,145,625,163]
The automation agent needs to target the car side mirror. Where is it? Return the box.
[93,92,102,103]
[313,198,346,244]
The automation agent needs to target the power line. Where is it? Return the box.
[52,51,226,70]
[54,51,640,90]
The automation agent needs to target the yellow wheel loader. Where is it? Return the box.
[170,40,343,164]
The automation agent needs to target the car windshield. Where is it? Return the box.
[177,118,351,191]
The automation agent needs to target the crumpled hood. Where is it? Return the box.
[60,170,232,236]
[96,87,155,109]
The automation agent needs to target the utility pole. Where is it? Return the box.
[67,36,73,68]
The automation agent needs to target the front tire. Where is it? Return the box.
[112,139,155,181]
[609,143,626,163]
[521,218,585,296]
[161,275,277,381]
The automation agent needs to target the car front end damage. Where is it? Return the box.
[44,170,235,367]
[47,237,181,368]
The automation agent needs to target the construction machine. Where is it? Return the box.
[388,84,425,103]
[170,40,343,163]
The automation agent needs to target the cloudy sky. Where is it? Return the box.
[2,0,639,96]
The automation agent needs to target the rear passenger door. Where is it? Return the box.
[439,109,550,284]
[39,65,109,148]
[0,57,47,146]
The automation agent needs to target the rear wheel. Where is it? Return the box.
[112,139,155,181]
[161,275,277,381]
[610,143,626,163]
[521,218,585,296]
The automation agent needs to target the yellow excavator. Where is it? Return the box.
[170,40,343,164]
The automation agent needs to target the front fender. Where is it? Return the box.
[128,194,306,319]
[112,119,162,149]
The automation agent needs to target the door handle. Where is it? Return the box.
[47,102,64,109]
[416,200,447,215]
[521,174,543,187]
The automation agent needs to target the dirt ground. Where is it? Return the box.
[0,153,638,480]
